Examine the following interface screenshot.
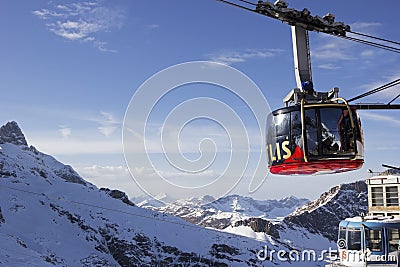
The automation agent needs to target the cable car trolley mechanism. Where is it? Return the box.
[217,0,400,175]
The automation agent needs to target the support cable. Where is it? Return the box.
[348,79,400,102]
[349,30,400,46]
[388,93,400,105]
[216,0,400,54]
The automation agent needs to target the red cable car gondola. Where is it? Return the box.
[267,91,364,175]
[217,0,400,175]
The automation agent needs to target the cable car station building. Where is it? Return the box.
[329,172,400,266]
[368,175,400,218]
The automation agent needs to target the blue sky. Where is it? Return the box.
[1,0,399,201]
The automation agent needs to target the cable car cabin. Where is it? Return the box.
[267,99,364,175]
[337,217,400,266]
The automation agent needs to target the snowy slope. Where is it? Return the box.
[0,121,331,266]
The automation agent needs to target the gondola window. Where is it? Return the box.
[347,228,361,250]
[367,229,383,252]
[388,228,400,252]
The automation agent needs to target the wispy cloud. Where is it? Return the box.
[146,24,159,30]
[350,22,382,33]
[33,1,125,52]
[207,48,283,65]
[79,165,129,179]
[312,38,354,61]
[356,73,400,101]
[94,111,120,137]
[58,125,72,138]
[313,21,383,64]
[361,112,400,127]
[317,63,341,70]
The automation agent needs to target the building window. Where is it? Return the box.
[386,186,399,206]
[371,187,384,206]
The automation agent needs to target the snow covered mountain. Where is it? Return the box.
[135,194,310,230]
[0,121,368,266]
[136,177,368,253]
[0,121,319,266]
[224,180,368,248]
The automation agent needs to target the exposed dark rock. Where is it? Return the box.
[210,244,240,265]
[50,203,97,233]
[80,254,117,267]
[101,231,226,267]
[0,162,17,178]
[55,165,87,185]
[16,238,27,248]
[234,217,281,239]
[100,188,135,207]
[0,206,5,224]
[0,121,27,146]
[182,209,231,230]
[284,180,368,241]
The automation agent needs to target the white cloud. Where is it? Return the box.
[58,126,72,138]
[207,48,282,65]
[356,74,400,101]
[312,21,382,62]
[32,9,64,19]
[33,1,125,52]
[312,38,354,61]
[360,49,375,58]
[360,112,400,127]
[350,22,382,33]
[95,111,120,137]
[98,126,117,137]
[146,24,159,29]
[79,164,129,178]
[317,63,340,70]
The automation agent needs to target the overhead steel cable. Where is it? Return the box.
[348,79,400,102]
[349,30,400,46]
[388,93,400,105]
[217,0,400,54]
[216,0,255,13]
[339,34,400,54]
[237,0,257,6]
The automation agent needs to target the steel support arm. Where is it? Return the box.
[292,26,312,90]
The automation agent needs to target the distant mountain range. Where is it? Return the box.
[0,121,368,266]
[134,194,310,230]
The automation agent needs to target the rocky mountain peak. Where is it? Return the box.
[0,121,27,146]
[283,180,368,241]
